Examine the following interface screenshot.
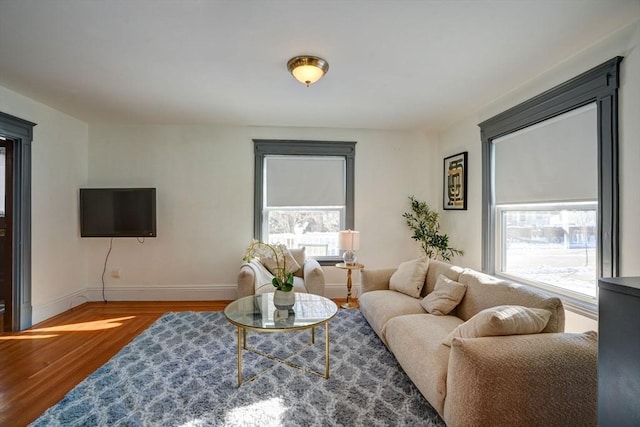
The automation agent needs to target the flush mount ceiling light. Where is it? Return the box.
[287,55,329,87]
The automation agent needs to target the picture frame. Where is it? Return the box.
[443,151,467,210]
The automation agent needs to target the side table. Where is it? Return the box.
[335,263,364,309]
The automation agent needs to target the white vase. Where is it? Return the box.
[273,290,295,310]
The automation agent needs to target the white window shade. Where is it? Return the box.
[266,156,345,207]
[493,103,597,204]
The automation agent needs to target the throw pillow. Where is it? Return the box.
[289,247,306,278]
[261,247,301,276]
[389,257,430,298]
[289,247,306,269]
[420,274,467,315]
[443,305,552,346]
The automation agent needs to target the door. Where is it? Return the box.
[0,139,13,332]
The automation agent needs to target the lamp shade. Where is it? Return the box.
[338,230,360,251]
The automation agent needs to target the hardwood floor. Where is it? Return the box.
[0,299,352,426]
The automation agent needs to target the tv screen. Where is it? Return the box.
[80,188,157,237]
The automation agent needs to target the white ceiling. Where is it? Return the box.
[0,0,638,131]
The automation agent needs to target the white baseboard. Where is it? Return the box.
[323,283,360,299]
[32,289,91,325]
[31,283,359,326]
[86,283,358,302]
[85,284,239,302]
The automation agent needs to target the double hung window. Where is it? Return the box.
[480,57,622,312]
[493,104,598,300]
[253,140,355,264]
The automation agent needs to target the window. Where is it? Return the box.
[253,140,356,265]
[492,104,598,301]
[497,202,597,298]
[479,57,622,313]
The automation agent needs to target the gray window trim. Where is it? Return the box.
[478,57,622,311]
[0,111,36,330]
[253,139,356,266]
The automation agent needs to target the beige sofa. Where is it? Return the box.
[237,247,325,298]
[359,259,597,427]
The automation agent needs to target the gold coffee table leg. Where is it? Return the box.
[325,320,330,378]
[237,326,243,387]
[243,328,247,349]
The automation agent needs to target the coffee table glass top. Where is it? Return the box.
[224,292,338,330]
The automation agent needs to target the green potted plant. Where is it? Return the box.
[403,196,464,262]
[243,240,295,308]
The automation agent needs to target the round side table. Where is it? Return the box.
[335,263,364,309]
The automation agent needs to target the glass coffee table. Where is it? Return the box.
[224,292,338,386]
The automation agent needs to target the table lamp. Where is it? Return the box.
[338,229,360,265]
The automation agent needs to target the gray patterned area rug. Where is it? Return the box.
[32,309,445,426]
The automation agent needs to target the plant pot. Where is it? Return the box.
[273,289,295,310]
[273,308,295,327]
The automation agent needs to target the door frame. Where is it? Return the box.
[0,111,35,331]
[1,140,14,331]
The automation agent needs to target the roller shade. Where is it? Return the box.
[265,156,345,207]
[493,103,597,205]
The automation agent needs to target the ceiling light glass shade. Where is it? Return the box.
[287,56,329,87]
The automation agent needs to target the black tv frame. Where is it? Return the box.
[79,188,157,238]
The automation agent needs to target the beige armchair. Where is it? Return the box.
[237,247,325,298]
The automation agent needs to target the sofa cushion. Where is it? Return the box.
[358,290,425,345]
[422,260,464,297]
[456,268,565,333]
[443,305,552,346]
[385,313,464,417]
[421,274,467,315]
[389,257,429,298]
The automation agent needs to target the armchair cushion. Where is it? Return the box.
[236,246,325,298]
[260,247,301,276]
[290,247,306,278]
[301,257,325,295]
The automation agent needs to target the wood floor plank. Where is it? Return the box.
[0,301,229,426]
[0,299,352,426]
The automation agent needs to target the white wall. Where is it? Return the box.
[4,21,636,325]
[0,85,436,322]
[437,120,483,271]
[437,22,640,331]
[0,86,89,324]
[87,125,436,300]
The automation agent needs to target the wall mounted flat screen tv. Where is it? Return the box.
[80,188,156,237]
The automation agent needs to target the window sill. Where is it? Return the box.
[316,258,343,267]
[561,296,598,320]
[494,273,598,320]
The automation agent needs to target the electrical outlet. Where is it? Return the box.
[111,268,121,279]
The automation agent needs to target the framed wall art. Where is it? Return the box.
[443,151,467,210]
